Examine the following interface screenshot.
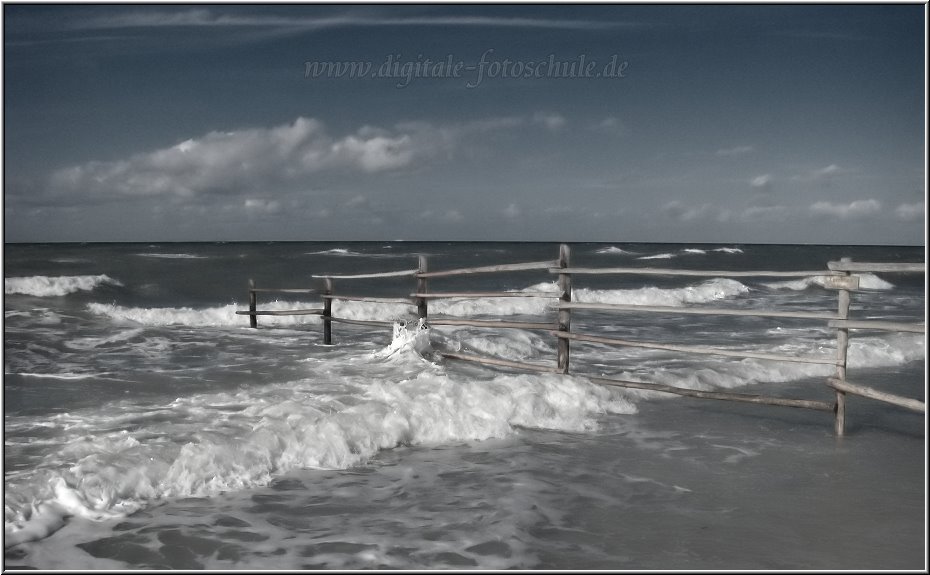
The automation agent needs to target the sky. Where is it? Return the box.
[1,3,926,244]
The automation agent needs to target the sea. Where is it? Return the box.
[2,241,926,570]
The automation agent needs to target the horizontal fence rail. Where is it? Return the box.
[552,330,841,366]
[417,260,556,278]
[827,261,926,273]
[549,267,847,277]
[239,245,925,436]
[559,302,840,321]
[413,291,558,299]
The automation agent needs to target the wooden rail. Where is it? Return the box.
[826,378,925,413]
[417,260,556,278]
[560,302,839,321]
[827,261,925,273]
[589,376,834,411]
[552,331,840,365]
[239,245,924,437]
[413,291,557,299]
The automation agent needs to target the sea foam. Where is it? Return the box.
[5,275,122,297]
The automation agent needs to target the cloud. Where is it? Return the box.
[441,209,464,222]
[533,112,566,131]
[790,164,849,184]
[243,198,281,214]
[345,194,369,208]
[421,209,465,222]
[716,145,754,157]
[750,174,773,193]
[592,117,628,136]
[894,201,925,222]
[811,164,842,178]
[502,203,521,218]
[75,9,644,33]
[45,117,447,203]
[809,199,882,219]
[739,205,789,221]
[662,201,709,222]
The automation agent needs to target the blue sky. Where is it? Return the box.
[2,3,926,244]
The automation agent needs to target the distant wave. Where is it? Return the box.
[85,278,752,328]
[574,278,750,307]
[595,246,638,255]
[86,301,321,327]
[682,248,706,255]
[305,248,361,256]
[305,248,408,259]
[763,273,894,291]
[713,247,744,254]
[4,275,122,297]
[637,253,676,260]
[9,372,105,381]
[135,253,207,259]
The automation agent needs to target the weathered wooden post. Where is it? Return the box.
[323,278,333,345]
[248,279,258,328]
[557,243,572,374]
[833,257,853,436]
[417,255,429,320]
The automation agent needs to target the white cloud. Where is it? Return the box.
[790,164,849,184]
[345,194,369,208]
[78,10,639,32]
[750,174,773,189]
[894,201,925,221]
[592,117,628,136]
[47,117,446,202]
[716,145,754,157]
[533,112,566,131]
[503,203,521,218]
[812,164,842,178]
[809,199,882,219]
[441,209,464,222]
[662,201,709,222]
[739,205,789,221]
[243,198,280,213]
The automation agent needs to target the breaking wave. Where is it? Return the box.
[4,275,122,297]
[763,273,894,291]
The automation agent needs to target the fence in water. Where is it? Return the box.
[237,244,925,436]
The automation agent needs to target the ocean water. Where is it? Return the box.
[2,241,926,569]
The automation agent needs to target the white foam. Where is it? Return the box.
[763,273,894,291]
[64,328,146,350]
[85,279,753,329]
[574,278,750,306]
[637,253,677,260]
[615,332,925,393]
[682,248,706,255]
[306,248,360,256]
[4,363,636,547]
[713,247,744,254]
[371,319,434,360]
[8,372,106,381]
[5,275,122,297]
[595,246,637,255]
[135,253,207,259]
[86,301,322,327]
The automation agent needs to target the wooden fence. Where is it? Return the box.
[237,244,925,436]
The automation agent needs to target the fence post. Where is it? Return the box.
[323,278,333,345]
[248,279,258,328]
[557,243,572,374]
[833,257,852,436]
[417,255,429,320]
